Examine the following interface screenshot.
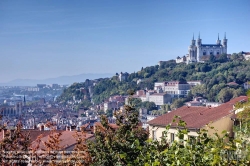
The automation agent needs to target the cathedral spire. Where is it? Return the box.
[23,95,26,106]
[218,33,220,40]
[224,32,226,39]
[192,33,194,40]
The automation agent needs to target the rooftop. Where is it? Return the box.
[201,44,222,47]
[148,96,248,129]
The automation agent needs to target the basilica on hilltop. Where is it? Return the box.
[176,33,228,64]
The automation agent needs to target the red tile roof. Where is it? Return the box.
[0,129,94,151]
[94,122,119,130]
[31,131,94,150]
[0,130,51,142]
[227,82,239,86]
[148,96,248,129]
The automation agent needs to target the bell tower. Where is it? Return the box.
[216,33,221,45]
[196,32,202,61]
[222,32,227,54]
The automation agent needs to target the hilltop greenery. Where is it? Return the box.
[57,52,250,107]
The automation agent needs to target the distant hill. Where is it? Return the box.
[0,73,113,86]
[57,53,250,105]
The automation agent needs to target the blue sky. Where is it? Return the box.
[0,0,249,82]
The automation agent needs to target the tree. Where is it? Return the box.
[0,122,31,165]
[231,53,240,61]
[106,109,113,117]
[87,92,148,166]
[160,104,171,112]
[186,91,193,101]
[233,90,250,160]
[170,99,184,110]
[217,88,234,103]
[209,54,216,62]
[217,53,228,63]
[141,101,157,112]
[69,128,93,166]
[32,122,65,165]
[135,116,249,165]
[178,77,187,83]
[130,98,142,109]
[191,84,207,97]
[97,110,105,115]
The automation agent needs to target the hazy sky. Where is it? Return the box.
[0,0,249,82]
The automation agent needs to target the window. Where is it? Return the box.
[203,52,206,55]
[210,52,213,55]
[188,136,197,144]
[170,133,175,142]
[217,52,220,55]
[152,130,156,140]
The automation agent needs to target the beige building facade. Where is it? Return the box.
[148,96,247,142]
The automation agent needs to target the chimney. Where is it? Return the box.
[10,129,15,137]
[40,125,44,131]
[70,125,76,131]
[76,126,80,132]
[3,129,8,139]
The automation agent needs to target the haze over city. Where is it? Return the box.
[0,0,249,83]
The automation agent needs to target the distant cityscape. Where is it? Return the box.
[0,34,249,162]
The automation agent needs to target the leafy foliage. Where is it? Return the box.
[135,117,249,165]
[87,92,148,166]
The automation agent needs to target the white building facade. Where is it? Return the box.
[176,33,228,63]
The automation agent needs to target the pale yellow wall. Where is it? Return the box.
[149,125,198,142]
[149,114,233,141]
[202,114,234,138]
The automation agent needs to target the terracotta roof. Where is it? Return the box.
[189,101,201,103]
[148,96,248,129]
[0,129,94,151]
[0,129,52,142]
[94,122,119,130]
[81,123,90,129]
[227,82,239,86]
[150,93,168,96]
[31,131,94,150]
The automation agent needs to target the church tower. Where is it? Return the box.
[216,33,221,45]
[188,34,197,62]
[23,95,26,106]
[222,32,227,54]
[196,32,202,61]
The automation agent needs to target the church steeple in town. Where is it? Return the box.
[23,95,26,106]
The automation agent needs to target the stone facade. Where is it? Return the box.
[176,33,228,63]
[154,81,191,97]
